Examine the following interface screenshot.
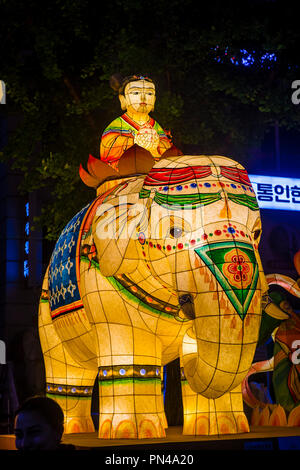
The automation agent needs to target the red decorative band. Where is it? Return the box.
[220,166,251,186]
[51,300,84,319]
[144,166,212,186]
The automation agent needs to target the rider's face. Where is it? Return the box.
[123,80,156,114]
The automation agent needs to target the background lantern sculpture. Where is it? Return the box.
[38,75,288,438]
[242,265,300,427]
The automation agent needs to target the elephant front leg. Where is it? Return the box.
[97,328,165,439]
[98,367,166,439]
[180,366,249,435]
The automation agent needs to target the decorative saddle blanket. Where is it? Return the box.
[48,203,90,320]
[48,190,111,320]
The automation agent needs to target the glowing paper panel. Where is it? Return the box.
[39,151,272,439]
[100,76,172,169]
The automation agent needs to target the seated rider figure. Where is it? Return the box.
[100,75,172,170]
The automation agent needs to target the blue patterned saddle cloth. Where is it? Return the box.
[48,204,90,320]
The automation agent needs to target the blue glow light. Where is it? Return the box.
[24,201,30,280]
[213,47,277,68]
[25,222,29,236]
[261,52,277,62]
[163,366,167,403]
[249,174,300,211]
[23,260,29,278]
[240,49,255,67]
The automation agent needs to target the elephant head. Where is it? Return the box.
[92,154,287,400]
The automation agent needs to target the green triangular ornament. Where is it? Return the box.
[194,241,259,320]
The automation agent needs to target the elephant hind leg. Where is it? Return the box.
[38,271,97,434]
[43,345,97,434]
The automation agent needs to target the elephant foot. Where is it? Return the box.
[98,413,166,439]
[183,411,249,436]
[64,416,95,434]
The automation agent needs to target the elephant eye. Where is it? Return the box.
[253,229,261,240]
[170,227,183,238]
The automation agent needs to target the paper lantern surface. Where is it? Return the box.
[100,77,172,169]
[39,153,268,438]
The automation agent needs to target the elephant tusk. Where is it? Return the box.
[266,273,300,298]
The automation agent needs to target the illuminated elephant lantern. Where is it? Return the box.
[39,150,286,439]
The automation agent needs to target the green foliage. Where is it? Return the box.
[0,0,299,240]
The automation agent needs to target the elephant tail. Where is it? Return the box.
[266,273,300,298]
[241,357,274,409]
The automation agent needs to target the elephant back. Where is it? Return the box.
[140,154,254,212]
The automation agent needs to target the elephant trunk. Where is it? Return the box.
[182,291,262,399]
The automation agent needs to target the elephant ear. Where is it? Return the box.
[92,192,150,277]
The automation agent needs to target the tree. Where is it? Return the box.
[0,0,299,239]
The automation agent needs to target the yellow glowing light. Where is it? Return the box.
[39,150,268,439]
[39,79,268,438]
[99,76,172,169]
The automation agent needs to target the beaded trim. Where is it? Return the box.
[98,365,161,382]
[46,382,93,397]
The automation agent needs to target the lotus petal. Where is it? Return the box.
[118,144,154,175]
[269,405,287,426]
[288,404,300,426]
[87,154,119,180]
[79,164,100,188]
[161,144,184,157]
[258,406,270,426]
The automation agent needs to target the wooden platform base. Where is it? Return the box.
[2,426,300,452]
[62,425,300,451]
